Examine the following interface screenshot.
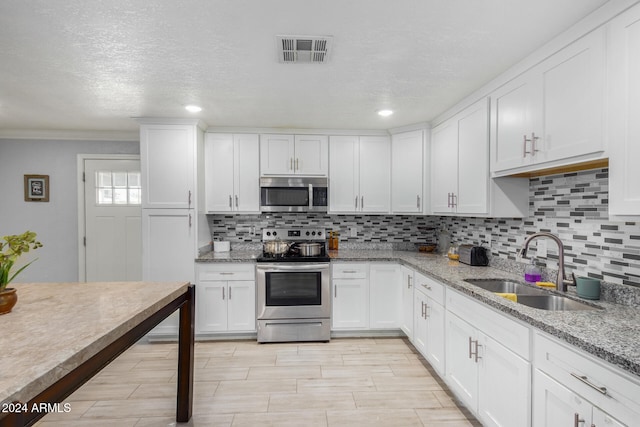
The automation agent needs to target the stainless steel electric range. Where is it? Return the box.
[256,228,331,343]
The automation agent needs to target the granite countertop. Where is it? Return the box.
[197,248,640,377]
[0,281,191,406]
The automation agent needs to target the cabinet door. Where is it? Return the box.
[592,407,626,427]
[478,334,530,427]
[227,280,256,332]
[142,209,195,336]
[369,263,401,329]
[196,281,227,333]
[329,136,359,213]
[430,121,458,214]
[541,28,605,163]
[413,290,428,356]
[294,135,328,175]
[332,279,368,329]
[391,130,424,213]
[445,311,479,412]
[234,134,260,212]
[457,99,489,215]
[490,73,540,173]
[609,4,640,216]
[400,266,414,339]
[424,298,445,375]
[533,370,591,427]
[260,134,295,175]
[140,124,196,209]
[204,133,235,212]
[359,136,391,213]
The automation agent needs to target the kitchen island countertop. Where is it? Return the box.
[196,248,640,378]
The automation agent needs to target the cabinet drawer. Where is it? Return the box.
[447,289,530,359]
[414,272,444,305]
[332,263,368,279]
[198,263,255,281]
[534,332,640,421]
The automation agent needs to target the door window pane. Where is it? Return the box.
[95,170,142,205]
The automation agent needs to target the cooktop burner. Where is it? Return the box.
[258,227,330,263]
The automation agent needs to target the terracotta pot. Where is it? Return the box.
[0,288,17,315]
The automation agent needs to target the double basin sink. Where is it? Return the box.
[464,279,599,311]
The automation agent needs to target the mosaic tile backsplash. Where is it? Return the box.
[208,167,640,288]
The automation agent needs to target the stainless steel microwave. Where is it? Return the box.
[260,177,328,212]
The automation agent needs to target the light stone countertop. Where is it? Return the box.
[197,249,640,378]
[0,281,191,406]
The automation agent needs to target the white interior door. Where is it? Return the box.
[84,158,142,282]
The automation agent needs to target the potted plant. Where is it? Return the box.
[0,231,42,314]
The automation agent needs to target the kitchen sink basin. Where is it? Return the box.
[464,279,547,295]
[516,295,599,311]
[464,278,600,311]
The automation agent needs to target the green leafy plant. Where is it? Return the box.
[0,231,43,291]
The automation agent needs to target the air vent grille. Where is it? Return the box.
[276,35,332,64]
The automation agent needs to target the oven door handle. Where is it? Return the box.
[256,263,330,271]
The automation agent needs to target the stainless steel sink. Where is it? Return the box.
[516,295,599,311]
[464,278,600,311]
[464,279,547,295]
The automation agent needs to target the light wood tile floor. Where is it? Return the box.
[36,337,481,426]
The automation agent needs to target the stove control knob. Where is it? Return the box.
[312,231,316,236]
[318,231,322,236]
[306,231,310,236]
[266,231,271,236]
[273,231,277,237]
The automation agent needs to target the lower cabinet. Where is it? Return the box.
[196,263,256,334]
[533,332,640,427]
[413,272,445,375]
[331,262,401,330]
[445,289,531,427]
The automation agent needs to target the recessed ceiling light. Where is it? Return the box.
[185,105,202,113]
[377,109,393,117]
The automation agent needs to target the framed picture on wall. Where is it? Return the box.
[24,174,50,202]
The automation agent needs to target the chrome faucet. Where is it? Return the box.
[519,232,574,292]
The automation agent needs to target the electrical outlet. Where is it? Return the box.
[350,227,358,237]
[537,239,548,258]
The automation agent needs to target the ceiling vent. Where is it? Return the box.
[276,35,332,64]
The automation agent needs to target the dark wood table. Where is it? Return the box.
[0,282,195,426]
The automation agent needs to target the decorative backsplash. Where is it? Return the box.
[208,167,640,288]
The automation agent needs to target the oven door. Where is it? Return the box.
[256,263,330,320]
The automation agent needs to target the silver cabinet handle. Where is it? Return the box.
[219,272,234,275]
[343,270,358,273]
[188,213,192,227]
[468,337,481,362]
[235,195,239,208]
[334,286,337,298]
[422,284,432,291]
[296,158,299,171]
[361,196,364,209]
[188,190,192,206]
[425,304,430,318]
[355,196,358,209]
[570,373,608,395]
[290,158,294,170]
[574,413,585,427]
[468,337,473,359]
[228,286,231,299]
[531,132,540,155]
[523,134,529,157]
[229,195,233,208]
[222,287,225,300]
[451,193,457,208]
[417,195,420,209]
[447,193,452,208]
[407,276,412,289]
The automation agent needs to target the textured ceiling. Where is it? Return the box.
[0,0,609,134]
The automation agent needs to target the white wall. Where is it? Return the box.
[0,139,139,282]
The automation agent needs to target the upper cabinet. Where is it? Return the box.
[391,130,425,214]
[491,27,606,176]
[260,134,328,176]
[608,3,640,217]
[431,99,528,217]
[329,135,391,213]
[204,133,260,213]
[140,123,197,209]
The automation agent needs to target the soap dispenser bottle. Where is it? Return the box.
[524,258,542,283]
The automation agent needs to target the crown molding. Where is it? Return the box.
[0,129,139,141]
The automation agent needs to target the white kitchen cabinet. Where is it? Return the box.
[260,134,328,176]
[491,27,606,175]
[400,266,414,339]
[414,272,445,375]
[391,130,424,213]
[445,289,531,427]
[608,3,640,216]
[533,332,640,427]
[432,99,528,217]
[140,123,197,209]
[204,133,259,213]
[331,263,369,329]
[329,135,390,213]
[142,209,196,336]
[196,263,256,334]
[369,263,401,329]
